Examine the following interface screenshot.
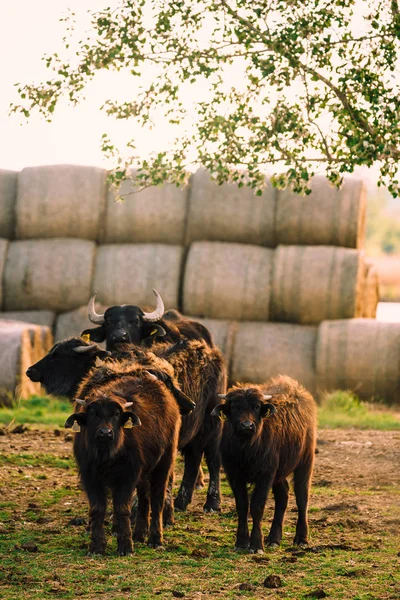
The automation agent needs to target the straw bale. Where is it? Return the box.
[190,316,237,364]
[186,169,276,246]
[0,320,53,405]
[93,244,183,308]
[360,260,380,318]
[183,242,273,321]
[55,303,107,342]
[4,239,95,312]
[271,245,364,324]
[16,165,107,240]
[316,319,400,403]
[231,322,317,393]
[102,169,188,244]
[0,169,17,238]
[0,311,55,328]
[275,176,366,248]
[0,239,9,309]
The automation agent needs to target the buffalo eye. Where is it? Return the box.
[113,410,120,418]
[134,315,141,325]
[254,403,261,411]
[88,407,96,417]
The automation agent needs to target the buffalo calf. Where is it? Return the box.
[65,369,181,555]
[212,376,316,553]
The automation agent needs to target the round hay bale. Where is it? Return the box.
[361,259,380,318]
[230,322,317,393]
[275,176,366,248]
[0,311,55,328]
[190,316,237,364]
[101,169,188,244]
[3,239,95,312]
[0,320,53,405]
[16,165,107,241]
[0,169,17,239]
[93,244,184,308]
[183,242,274,321]
[316,319,400,403]
[55,303,107,343]
[271,245,364,324]
[0,239,9,309]
[186,169,276,246]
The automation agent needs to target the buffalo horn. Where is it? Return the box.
[75,399,86,406]
[263,395,273,400]
[124,402,133,408]
[73,343,99,354]
[87,292,105,324]
[218,394,227,399]
[142,289,164,322]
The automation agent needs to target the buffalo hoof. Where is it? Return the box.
[203,499,221,513]
[293,535,308,547]
[117,547,133,556]
[266,542,280,548]
[234,546,249,553]
[174,498,188,512]
[249,548,264,555]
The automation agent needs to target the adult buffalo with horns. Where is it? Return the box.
[82,289,213,350]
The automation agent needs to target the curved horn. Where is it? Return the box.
[73,343,99,354]
[218,394,227,399]
[263,395,273,400]
[75,399,86,406]
[87,292,105,324]
[124,402,133,408]
[142,289,164,322]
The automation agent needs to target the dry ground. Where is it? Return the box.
[0,427,399,599]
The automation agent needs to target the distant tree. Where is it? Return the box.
[12,0,400,196]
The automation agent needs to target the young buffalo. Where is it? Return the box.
[212,376,316,554]
[65,368,181,555]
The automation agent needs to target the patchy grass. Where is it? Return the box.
[318,391,400,430]
[0,395,71,428]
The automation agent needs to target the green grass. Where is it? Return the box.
[317,390,400,430]
[0,395,71,428]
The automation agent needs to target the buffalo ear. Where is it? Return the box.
[260,403,277,418]
[81,327,106,343]
[65,413,87,429]
[211,403,229,419]
[121,411,141,428]
[142,322,166,343]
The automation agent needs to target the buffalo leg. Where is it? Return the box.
[174,443,203,511]
[293,457,314,546]
[163,472,174,527]
[85,484,107,555]
[133,481,150,542]
[148,450,174,548]
[113,483,135,556]
[229,475,249,550]
[196,465,205,489]
[249,476,273,553]
[266,479,289,547]
[203,434,221,513]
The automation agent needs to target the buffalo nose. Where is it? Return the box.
[97,427,113,439]
[111,332,129,342]
[240,420,255,432]
[26,367,40,382]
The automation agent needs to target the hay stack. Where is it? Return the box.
[102,169,188,244]
[55,303,107,342]
[191,316,237,364]
[3,239,95,312]
[361,260,380,318]
[185,169,276,246]
[183,242,274,321]
[16,165,107,240]
[231,322,317,393]
[275,176,366,248]
[93,244,183,308]
[316,319,400,403]
[0,320,53,405]
[271,245,364,324]
[0,239,9,308]
[0,169,17,238]
[0,311,55,328]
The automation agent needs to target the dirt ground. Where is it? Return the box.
[0,427,399,599]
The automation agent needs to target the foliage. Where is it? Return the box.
[366,188,400,255]
[11,0,400,196]
[318,390,400,430]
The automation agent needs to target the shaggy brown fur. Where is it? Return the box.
[213,375,316,553]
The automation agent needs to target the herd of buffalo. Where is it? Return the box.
[26,289,317,556]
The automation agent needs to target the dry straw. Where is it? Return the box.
[275,176,366,248]
[192,316,237,365]
[0,311,55,328]
[360,259,380,318]
[271,245,364,324]
[93,244,184,308]
[183,241,274,321]
[316,319,400,403]
[16,165,107,241]
[185,169,276,246]
[0,169,17,239]
[55,303,107,342]
[231,322,317,394]
[102,168,189,244]
[0,238,9,308]
[4,239,96,312]
[0,321,53,405]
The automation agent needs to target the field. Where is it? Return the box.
[0,398,399,600]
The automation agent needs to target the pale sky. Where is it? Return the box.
[0,0,388,186]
